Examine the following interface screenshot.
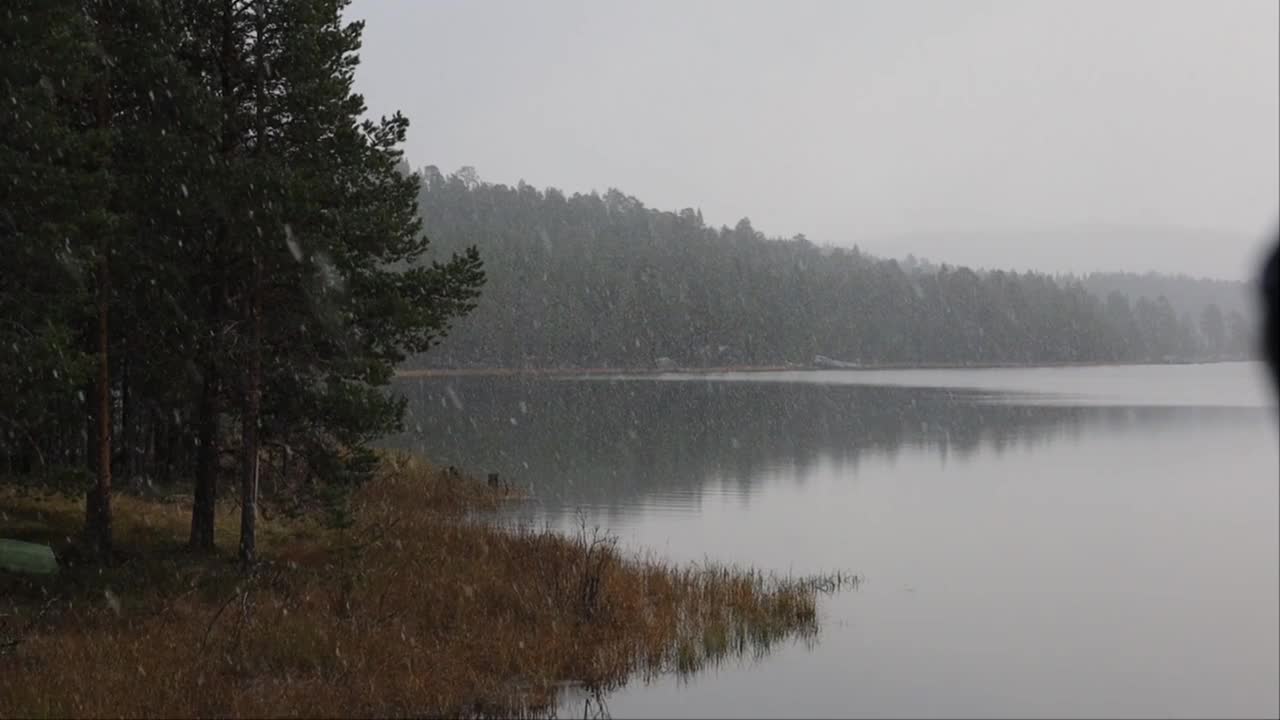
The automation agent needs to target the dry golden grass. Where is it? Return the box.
[0,451,848,718]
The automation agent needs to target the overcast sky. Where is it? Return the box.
[346,0,1278,281]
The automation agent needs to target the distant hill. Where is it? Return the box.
[893,246,1257,323]
[896,228,1264,330]
[865,225,1266,283]
[412,167,1256,369]
[1068,271,1255,325]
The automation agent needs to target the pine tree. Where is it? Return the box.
[1200,303,1226,357]
[1,0,121,556]
[4,1,484,564]
[0,2,100,477]
[171,0,484,561]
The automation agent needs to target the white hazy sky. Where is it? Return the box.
[346,0,1278,280]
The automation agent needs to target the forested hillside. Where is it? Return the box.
[412,168,1255,370]
[1072,271,1254,327]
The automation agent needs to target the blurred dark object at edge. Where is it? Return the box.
[1263,233,1280,394]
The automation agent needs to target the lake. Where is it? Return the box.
[392,362,1279,718]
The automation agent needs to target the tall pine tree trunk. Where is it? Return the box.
[121,348,134,482]
[191,0,240,553]
[85,244,112,557]
[238,268,261,565]
[156,414,168,485]
[189,365,218,551]
[84,22,112,559]
[238,0,268,566]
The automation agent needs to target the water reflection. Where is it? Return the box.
[389,370,1277,718]
[392,377,1268,519]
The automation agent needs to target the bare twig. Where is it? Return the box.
[199,585,243,651]
[0,595,58,655]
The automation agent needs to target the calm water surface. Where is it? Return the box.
[393,362,1279,718]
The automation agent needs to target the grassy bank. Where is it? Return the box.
[1,453,848,717]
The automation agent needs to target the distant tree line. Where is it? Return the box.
[1071,270,1253,323]
[1,0,482,561]
[410,168,1254,370]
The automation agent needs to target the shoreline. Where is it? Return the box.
[0,452,843,717]
[396,357,1254,379]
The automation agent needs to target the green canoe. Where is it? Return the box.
[0,538,58,575]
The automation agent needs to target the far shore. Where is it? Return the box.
[396,357,1254,380]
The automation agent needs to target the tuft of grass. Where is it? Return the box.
[0,451,851,718]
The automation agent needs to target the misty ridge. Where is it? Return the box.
[406,166,1257,371]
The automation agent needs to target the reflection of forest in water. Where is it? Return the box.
[389,377,1269,514]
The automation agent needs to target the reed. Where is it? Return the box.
[0,451,852,718]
